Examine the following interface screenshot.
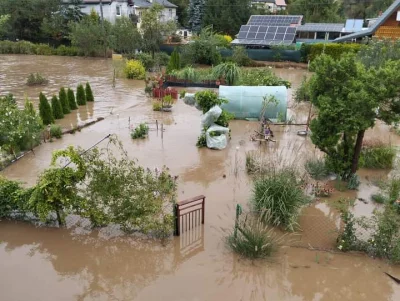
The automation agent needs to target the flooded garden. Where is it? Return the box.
[1,54,400,301]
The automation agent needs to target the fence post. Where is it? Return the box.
[174,204,180,236]
[201,197,205,224]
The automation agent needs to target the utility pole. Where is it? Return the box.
[99,0,107,58]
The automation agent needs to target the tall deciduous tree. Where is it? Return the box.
[202,0,251,36]
[288,0,342,23]
[309,54,400,176]
[141,4,176,58]
[341,0,394,19]
[110,16,142,54]
[188,0,205,33]
[169,0,189,27]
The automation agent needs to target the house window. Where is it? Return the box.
[116,5,121,16]
[169,9,172,18]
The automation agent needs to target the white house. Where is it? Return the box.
[251,0,287,13]
[79,0,177,27]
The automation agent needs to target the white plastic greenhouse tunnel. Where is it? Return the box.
[218,86,288,122]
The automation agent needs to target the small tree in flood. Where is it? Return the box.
[39,92,54,125]
[85,82,94,102]
[76,84,86,105]
[67,88,78,110]
[59,87,70,114]
[309,54,400,178]
[51,95,64,119]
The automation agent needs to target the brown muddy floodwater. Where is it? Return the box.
[1,55,400,301]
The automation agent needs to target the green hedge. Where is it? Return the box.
[0,40,84,56]
[301,43,362,62]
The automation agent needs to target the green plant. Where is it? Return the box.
[215,110,234,127]
[196,133,207,147]
[26,73,48,86]
[305,158,328,180]
[227,211,284,259]
[135,53,155,70]
[371,193,386,204]
[252,168,310,231]
[59,87,70,114]
[51,95,64,119]
[232,46,251,66]
[124,59,146,79]
[131,123,149,139]
[145,86,153,95]
[238,69,291,88]
[167,48,181,73]
[153,102,162,111]
[39,92,54,125]
[337,211,359,251]
[212,62,241,86]
[194,90,227,113]
[67,88,78,110]
[347,174,360,190]
[163,95,173,107]
[85,82,94,102]
[308,43,361,62]
[154,52,170,67]
[50,124,62,139]
[0,176,32,219]
[179,90,186,98]
[359,145,396,169]
[179,66,198,82]
[76,84,86,106]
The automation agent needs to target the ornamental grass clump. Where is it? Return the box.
[212,62,241,85]
[227,211,286,259]
[305,158,329,180]
[359,142,396,169]
[252,168,310,231]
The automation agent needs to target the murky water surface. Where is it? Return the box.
[1,55,400,301]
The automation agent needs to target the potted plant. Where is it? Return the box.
[162,95,173,112]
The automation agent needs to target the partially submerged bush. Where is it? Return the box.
[26,73,48,86]
[359,143,396,169]
[124,59,146,79]
[85,82,94,102]
[252,168,309,231]
[59,87,70,114]
[51,95,64,119]
[196,133,207,148]
[76,84,86,106]
[305,158,328,180]
[39,92,54,125]
[67,88,78,110]
[212,62,241,85]
[153,102,162,111]
[227,211,284,259]
[0,176,32,219]
[194,90,227,113]
[238,69,291,88]
[131,123,149,139]
[50,124,62,139]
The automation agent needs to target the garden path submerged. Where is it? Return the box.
[1,55,400,301]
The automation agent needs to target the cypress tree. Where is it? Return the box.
[67,88,78,110]
[59,87,70,114]
[188,0,206,33]
[167,48,181,73]
[85,82,94,102]
[39,92,54,125]
[76,84,86,105]
[51,95,64,119]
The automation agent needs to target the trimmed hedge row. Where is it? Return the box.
[0,40,84,56]
[300,43,362,62]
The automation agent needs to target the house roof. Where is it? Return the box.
[134,0,177,8]
[334,0,400,42]
[298,23,345,33]
[251,0,287,5]
[275,0,287,6]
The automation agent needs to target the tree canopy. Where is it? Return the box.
[288,0,342,23]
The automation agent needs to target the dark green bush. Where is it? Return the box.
[238,69,291,88]
[26,73,48,86]
[35,43,54,55]
[59,87,70,114]
[67,88,78,110]
[55,45,80,56]
[359,145,396,169]
[135,53,155,70]
[38,92,54,125]
[194,90,227,113]
[85,82,94,102]
[308,43,361,62]
[51,95,64,119]
[232,46,252,66]
[167,48,181,73]
[305,158,328,180]
[50,124,62,139]
[76,84,86,106]
[154,52,170,67]
[371,193,386,204]
[196,133,207,147]
[131,123,149,139]
[0,41,83,56]
[0,176,31,218]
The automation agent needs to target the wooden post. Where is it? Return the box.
[128,117,130,129]
[156,120,158,132]
[201,197,205,224]
[161,123,163,139]
[174,204,180,236]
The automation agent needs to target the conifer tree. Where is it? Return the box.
[76,84,86,105]
[67,88,78,110]
[59,87,70,114]
[85,82,94,102]
[188,0,206,33]
[39,92,54,125]
[51,95,64,119]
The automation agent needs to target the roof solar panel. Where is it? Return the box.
[344,19,363,32]
[233,23,297,46]
[248,15,302,26]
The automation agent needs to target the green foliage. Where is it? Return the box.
[179,90,186,98]
[51,95,64,119]
[288,0,342,23]
[29,146,87,226]
[76,84,86,106]
[59,87,70,114]
[307,43,361,62]
[153,102,162,111]
[212,62,241,86]
[346,174,360,190]
[0,176,32,219]
[371,193,386,204]
[85,82,94,102]
[67,88,78,110]
[55,45,80,56]
[358,39,400,69]
[252,168,310,231]
[124,60,146,80]
[50,124,62,139]
[194,90,227,113]
[215,110,234,127]
[305,158,329,180]
[110,16,142,54]
[188,0,206,32]
[134,53,155,71]
[238,69,291,87]
[167,48,181,73]
[26,73,48,86]
[196,133,207,147]
[359,145,396,169]
[154,52,170,68]
[294,76,311,103]
[39,92,54,125]
[0,41,83,56]
[131,123,149,139]
[232,46,252,67]
[227,212,283,259]
[178,66,198,82]
[337,210,359,251]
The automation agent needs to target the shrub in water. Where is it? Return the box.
[371,193,386,204]
[305,158,328,180]
[38,92,54,125]
[59,87,70,114]
[26,73,49,86]
[85,82,94,102]
[124,60,146,79]
[196,133,207,148]
[194,90,227,113]
[67,88,78,110]
[51,95,64,119]
[50,124,62,139]
[252,168,310,231]
[153,102,162,111]
[135,53,155,70]
[0,176,32,218]
[76,84,86,106]
[131,123,149,139]
[227,211,285,259]
[359,145,396,169]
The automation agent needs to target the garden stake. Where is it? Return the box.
[156,120,158,132]
[161,123,163,139]
[234,204,243,239]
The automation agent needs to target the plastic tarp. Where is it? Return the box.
[206,125,230,150]
[201,106,222,128]
[183,93,196,106]
[219,86,288,121]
